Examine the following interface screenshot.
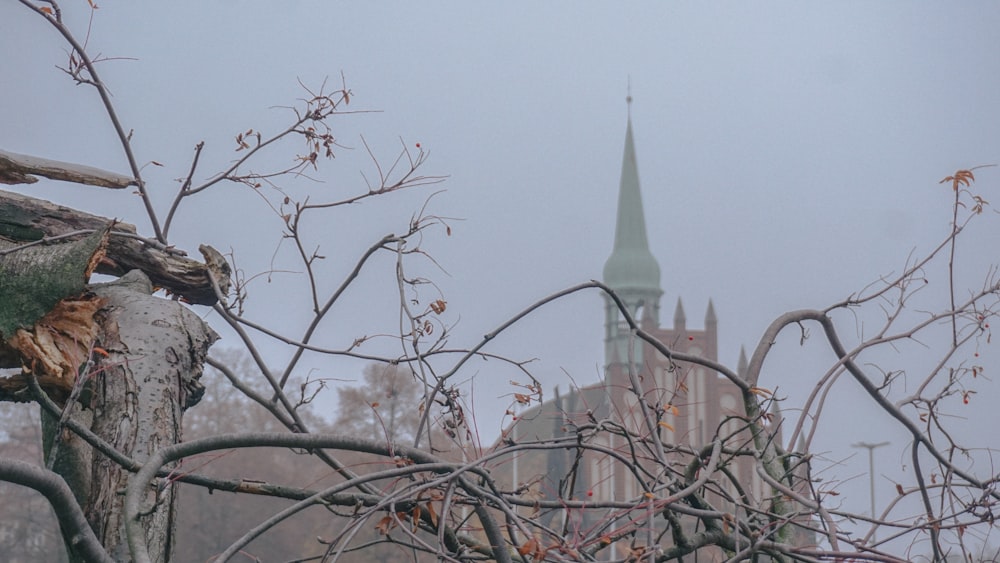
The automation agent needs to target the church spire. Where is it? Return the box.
[602,96,661,294]
[674,298,686,331]
[603,93,663,371]
[705,299,717,329]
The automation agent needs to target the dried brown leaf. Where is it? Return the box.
[374,515,394,535]
[425,502,438,526]
[518,538,539,557]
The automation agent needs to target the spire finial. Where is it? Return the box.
[626,76,633,117]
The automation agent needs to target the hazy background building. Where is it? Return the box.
[501,100,812,560]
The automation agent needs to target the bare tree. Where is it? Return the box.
[336,363,425,444]
[0,3,998,563]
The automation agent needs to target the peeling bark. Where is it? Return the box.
[0,227,109,400]
[0,226,107,342]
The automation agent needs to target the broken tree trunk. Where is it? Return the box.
[0,189,229,305]
[0,193,220,561]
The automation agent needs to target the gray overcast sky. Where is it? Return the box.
[3,2,999,545]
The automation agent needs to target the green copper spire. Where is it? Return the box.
[603,96,663,370]
[602,101,661,293]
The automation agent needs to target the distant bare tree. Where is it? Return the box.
[335,363,426,444]
[0,3,997,563]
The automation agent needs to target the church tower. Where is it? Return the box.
[498,94,812,561]
[602,97,663,372]
[601,96,723,449]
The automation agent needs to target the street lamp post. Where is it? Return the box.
[852,441,890,540]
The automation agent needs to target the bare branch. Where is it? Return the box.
[0,459,113,563]
[0,149,135,189]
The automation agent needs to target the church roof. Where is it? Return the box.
[602,106,661,293]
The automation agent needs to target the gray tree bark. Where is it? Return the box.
[43,271,217,562]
